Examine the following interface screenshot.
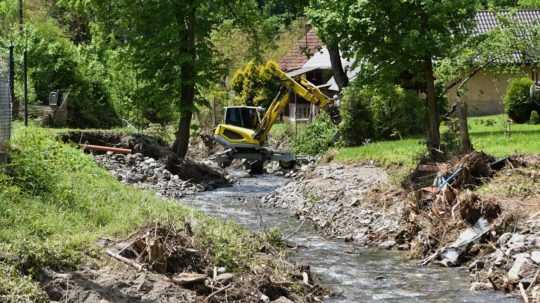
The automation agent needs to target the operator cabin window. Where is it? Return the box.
[225,108,260,129]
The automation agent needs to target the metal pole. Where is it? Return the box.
[8,45,15,120]
[19,0,28,126]
[23,50,28,126]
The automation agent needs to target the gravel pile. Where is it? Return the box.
[95,153,205,198]
[262,163,405,247]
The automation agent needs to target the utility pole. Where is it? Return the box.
[19,0,28,126]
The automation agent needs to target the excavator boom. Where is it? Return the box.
[213,62,341,171]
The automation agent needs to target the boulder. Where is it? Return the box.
[531,251,540,264]
[272,297,294,303]
[507,256,537,282]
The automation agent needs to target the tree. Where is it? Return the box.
[64,0,259,159]
[308,0,477,157]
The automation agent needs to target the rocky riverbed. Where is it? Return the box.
[262,163,406,248]
[262,155,540,301]
[94,153,229,198]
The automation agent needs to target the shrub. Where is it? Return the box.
[293,113,338,155]
[230,61,281,109]
[505,77,534,124]
[340,85,373,146]
[369,85,427,140]
[339,83,428,146]
[23,22,119,128]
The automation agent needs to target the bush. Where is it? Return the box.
[505,77,534,124]
[340,85,373,146]
[293,113,338,155]
[340,83,428,146]
[22,22,119,128]
[230,61,281,109]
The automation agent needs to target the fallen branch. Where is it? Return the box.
[527,269,540,292]
[203,284,232,303]
[519,282,529,303]
[106,249,144,271]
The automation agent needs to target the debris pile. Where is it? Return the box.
[95,153,207,197]
[400,151,540,300]
[105,224,209,275]
[43,224,327,303]
[263,164,405,247]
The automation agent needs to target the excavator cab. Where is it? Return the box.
[212,62,341,173]
[224,106,264,130]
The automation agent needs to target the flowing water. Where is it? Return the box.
[184,173,518,303]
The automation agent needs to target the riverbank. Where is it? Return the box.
[0,127,326,303]
[262,154,540,301]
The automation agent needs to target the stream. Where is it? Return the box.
[184,173,518,302]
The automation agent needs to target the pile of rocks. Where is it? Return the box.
[95,153,205,198]
[470,216,540,299]
[263,163,405,247]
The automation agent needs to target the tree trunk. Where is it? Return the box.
[424,56,441,157]
[457,101,473,154]
[327,43,349,91]
[172,6,196,160]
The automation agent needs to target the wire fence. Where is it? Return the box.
[0,46,13,163]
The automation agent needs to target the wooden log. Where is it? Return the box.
[80,144,132,154]
[106,249,144,271]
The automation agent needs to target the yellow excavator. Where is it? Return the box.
[212,62,341,173]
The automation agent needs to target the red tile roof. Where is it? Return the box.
[279,28,323,72]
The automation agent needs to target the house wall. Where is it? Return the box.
[447,68,536,116]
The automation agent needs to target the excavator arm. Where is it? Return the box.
[213,62,341,170]
[253,62,341,144]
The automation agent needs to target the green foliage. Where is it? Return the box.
[518,0,540,8]
[0,126,280,298]
[505,77,535,123]
[307,0,477,74]
[339,85,373,146]
[231,61,281,108]
[0,263,47,303]
[293,113,338,155]
[17,21,119,128]
[340,82,429,146]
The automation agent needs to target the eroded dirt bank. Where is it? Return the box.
[262,154,540,301]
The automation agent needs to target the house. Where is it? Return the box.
[279,10,540,120]
[448,10,540,116]
[279,27,325,122]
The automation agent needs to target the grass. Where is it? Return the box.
[335,115,540,167]
[0,126,270,302]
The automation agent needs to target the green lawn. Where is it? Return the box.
[335,115,540,167]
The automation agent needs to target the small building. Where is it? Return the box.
[447,10,540,116]
[279,28,325,122]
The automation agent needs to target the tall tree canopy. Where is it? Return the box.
[308,0,478,156]
[60,0,260,159]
